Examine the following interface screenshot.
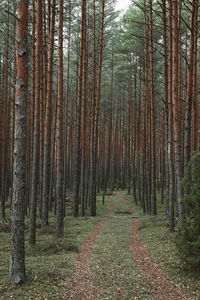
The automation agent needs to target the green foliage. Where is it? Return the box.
[175,152,200,269]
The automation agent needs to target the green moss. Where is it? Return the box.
[92,193,154,299]
[0,196,110,300]
[125,193,200,299]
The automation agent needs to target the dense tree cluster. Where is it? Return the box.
[0,0,199,282]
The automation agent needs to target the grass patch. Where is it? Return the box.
[125,193,200,299]
[92,194,154,299]
[111,193,132,216]
[97,190,113,196]
[0,196,110,300]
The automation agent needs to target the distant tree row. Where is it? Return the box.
[114,0,199,229]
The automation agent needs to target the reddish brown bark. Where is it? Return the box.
[9,0,28,284]
[90,0,105,216]
[149,0,156,215]
[56,0,64,238]
[42,0,56,229]
[73,0,86,217]
[184,0,199,173]
[168,0,175,231]
[172,0,185,223]
[29,0,42,245]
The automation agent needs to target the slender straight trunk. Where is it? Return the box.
[90,0,96,213]
[161,110,165,204]
[149,0,156,215]
[127,66,132,195]
[90,0,105,216]
[184,0,198,174]
[172,0,185,223]
[143,0,149,213]
[67,87,74,189]
[1,9,10,219]
[133,68,138,204]
[73,0,86,217]
[38,1,44,223]
[110,84,118,192]
[81,0,87,217]
[168,0,175,231]
[42,0,56,229]
[85,93,92,208]
[29,0,35,213]
[143,92,147,215]
[49,99,57,211]
[9,0,28,284]
[29,0,42,245]
[56,0,64,238]
[63,0,71,200]
[103,50,113,204]
[161,0,169,211]
[137,68,142,206]
[191,5,198,153]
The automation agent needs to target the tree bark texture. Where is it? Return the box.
[56,0,64,238]
[9,0,28,284]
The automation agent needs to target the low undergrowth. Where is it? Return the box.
[92,194,154,300]
[0,196,110,300]
[126,193,200,299]
[2,191,200,299]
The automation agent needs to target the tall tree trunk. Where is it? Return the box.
[63,0,71,202]
[42,0,56,229]
[127,65,132,195]
[161,0,169,211]
[172,0,185,223]
[81,0,87,217]
[90,0,96,210]
[73,0,86,217]
[184,0,198,174]
[29,0,42,245]
[90,0,105,216]
[149,0,156,215]
[1,8,10,219]
[168,0,175,231]
[133,68,138,204]
[56,0,64,238]
[102,49,113,203]
[9,0,28,284]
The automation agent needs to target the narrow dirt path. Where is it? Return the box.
[122,197,190,300]
[65,199,114,300]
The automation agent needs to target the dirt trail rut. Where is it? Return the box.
[122,197,190,300]
[65,199,114,300]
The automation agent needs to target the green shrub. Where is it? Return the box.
[175,151,200,269]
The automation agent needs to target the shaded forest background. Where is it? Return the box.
[0,0,200,284]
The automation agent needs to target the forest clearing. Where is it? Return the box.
[1,0,200,298]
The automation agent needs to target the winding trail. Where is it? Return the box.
[65,199,114,300]
[122,197,190,300]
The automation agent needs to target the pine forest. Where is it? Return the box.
[1,0,200,299]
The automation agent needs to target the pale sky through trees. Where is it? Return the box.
[115,0,131,12]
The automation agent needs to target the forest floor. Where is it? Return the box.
[0,192,200,299]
